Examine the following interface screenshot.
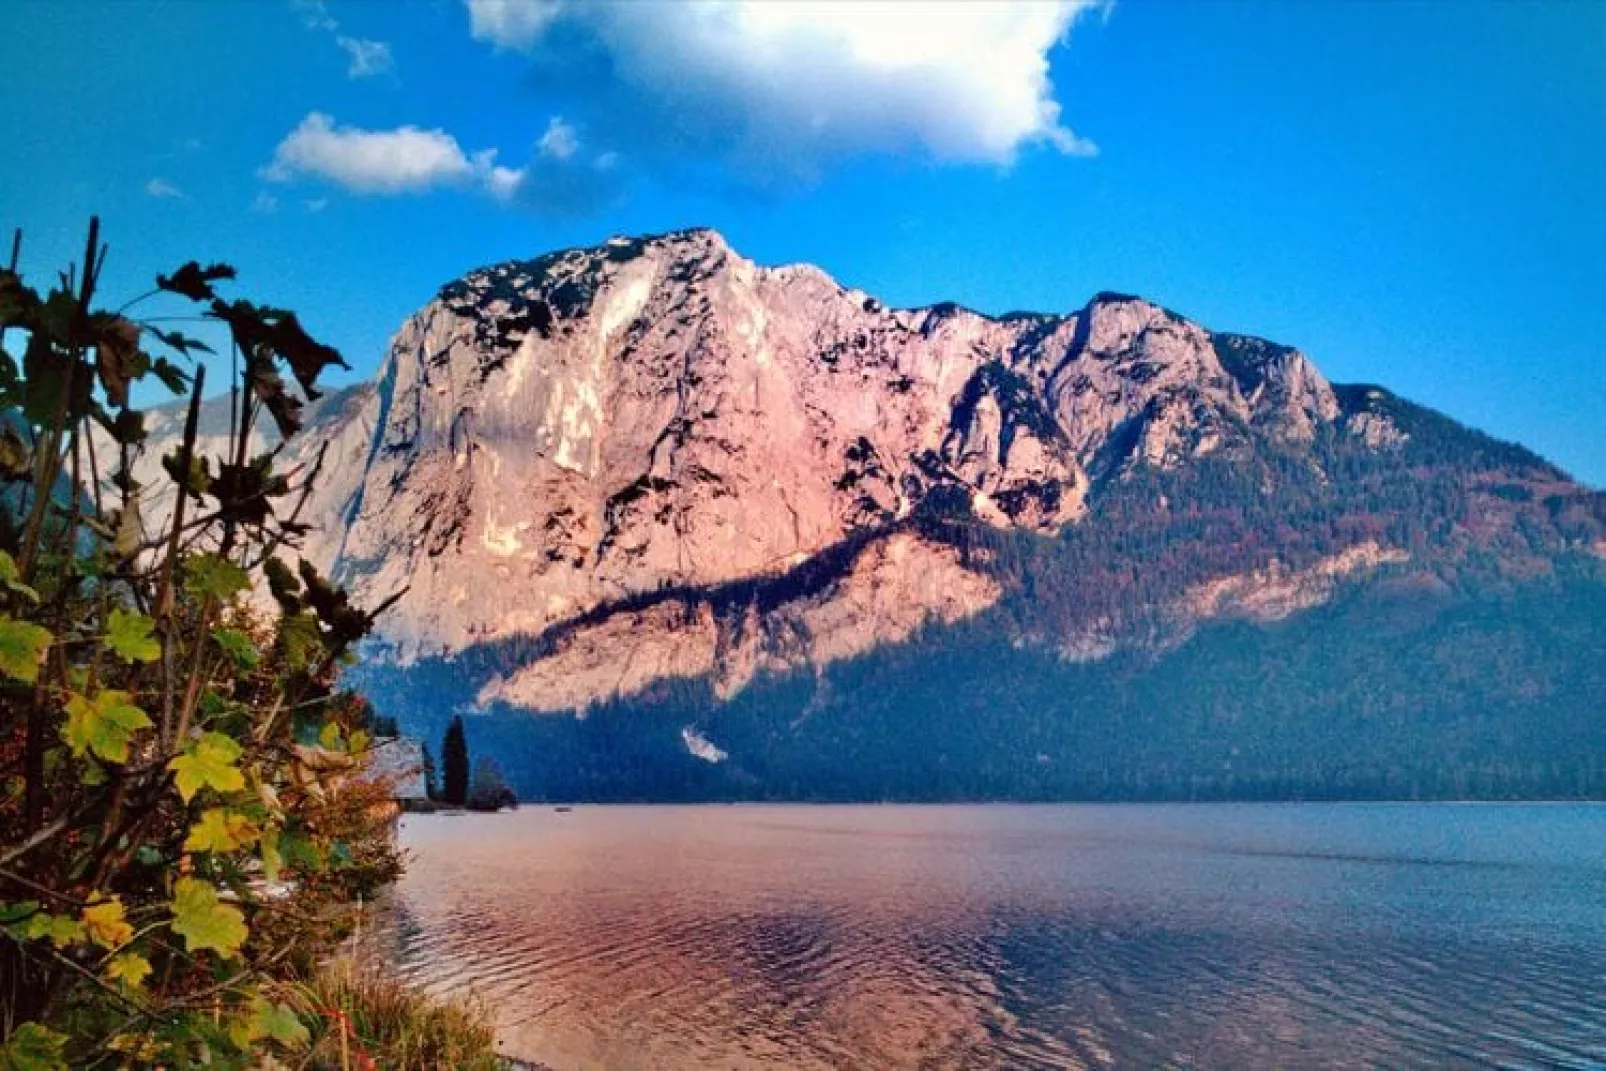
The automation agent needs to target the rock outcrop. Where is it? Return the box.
[131,230,1602,721]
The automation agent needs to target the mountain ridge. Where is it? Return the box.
[131,229,1606,798]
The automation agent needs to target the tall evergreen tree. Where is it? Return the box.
[441,716,469,806]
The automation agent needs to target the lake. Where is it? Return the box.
[391,804,1606,1069]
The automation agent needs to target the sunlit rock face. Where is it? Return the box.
[149,229,1580,714]
[289,231,1338,673]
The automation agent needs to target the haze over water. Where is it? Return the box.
[392,805,1606,1069]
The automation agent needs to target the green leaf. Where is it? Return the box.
[167,732,245,802]
[161,449,211,499]
[211,627,260,670]
[105,608,160,663]
[0,1021,68,1070]
[104,952,153,990]
[279,612,321,671]
[183,553,249,601]
[0,901,40,927]
[17,912,84,949]
[0,616,52,682]
[168,877,247,959]
[62,690,152,765]
[0,551,39,604]
[183,808,259,853]
[259,826,283,883]
[246,999,310,1050]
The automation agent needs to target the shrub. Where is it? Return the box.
[0,220,417,1066]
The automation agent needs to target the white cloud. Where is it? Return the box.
[537,116,578,160]
[145,177,184,199]
[292,0,337,33]
[467,0,561,50]
[295,0,397,79]
[483,162,525,202]
[464,0,1100,172]
[252,191,279,213]
[337,35,394,78]
[264,113,478,193]
[305,197,330,213]
[262,112,622,215]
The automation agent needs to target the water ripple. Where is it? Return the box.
[389,804,1606,1069]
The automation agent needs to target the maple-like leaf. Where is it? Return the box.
[0,1021,68,1070]
[62,690,153,765]
[104,952,153,990]
[0,616,52,683]
[155,261,235,302]
[183,553,250,601]
[80,897,133,949]
[105,608,160,663]
[18,912,84,950]
[167,732,246,803]
[245,998,311,1050]
[168,877,247,959]
[183,808,260,853]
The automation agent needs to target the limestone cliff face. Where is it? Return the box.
[314,231,1340,670]
[135,229,1412,712]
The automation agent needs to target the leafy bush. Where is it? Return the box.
[0,220,443,1066]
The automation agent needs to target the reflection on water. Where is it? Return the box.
[392,805,1606,1069]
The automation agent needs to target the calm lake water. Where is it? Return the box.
[392,805,1606,1069]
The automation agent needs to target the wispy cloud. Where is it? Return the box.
[252,191,279,213]
[336,35,393,79]
[536,117,578,161]
[145,177,184,199]
[292,0,337,33]
[294,0,396,80]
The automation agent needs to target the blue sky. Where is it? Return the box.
[3,0,1602,484]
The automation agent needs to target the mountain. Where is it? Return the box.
[140,229,1606,800]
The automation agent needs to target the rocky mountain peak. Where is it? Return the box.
[142,230,1591,720]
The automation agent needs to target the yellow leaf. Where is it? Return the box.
[105,952,153,990]
[167,732,245,803]
[106,1031,163,1060]
[183,808,259,853]
[317,721,343,750]
[80,897,133,949]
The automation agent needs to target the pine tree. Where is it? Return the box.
[441,716,469,806]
